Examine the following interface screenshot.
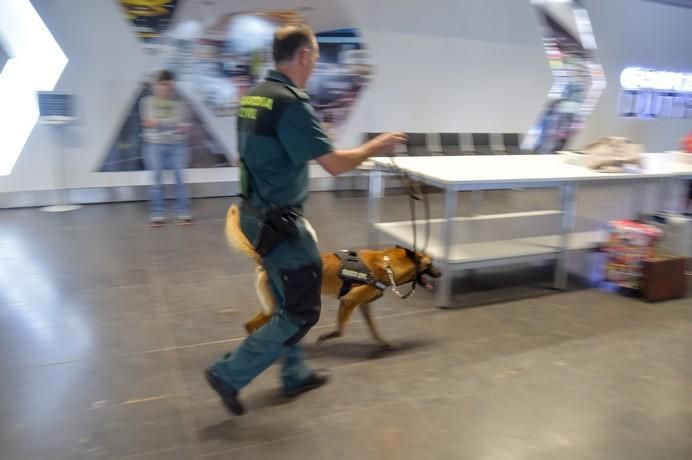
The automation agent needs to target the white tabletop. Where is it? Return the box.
[370,154,692,190]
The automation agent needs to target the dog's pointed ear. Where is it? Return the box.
[395,245,417,260]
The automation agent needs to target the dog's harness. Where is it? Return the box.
[336,250,387,299]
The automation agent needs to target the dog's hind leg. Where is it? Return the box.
[245,312,272,334]
[359,302,398,350]
[244,267,277,334]
[255,267,276,316]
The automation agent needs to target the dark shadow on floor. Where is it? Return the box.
[443,263,593,309]
[303,338,438,361]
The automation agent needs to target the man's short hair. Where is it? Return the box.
[157,69,175,82]
[272,24,315,64]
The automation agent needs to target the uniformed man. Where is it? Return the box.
[205,24,405,416]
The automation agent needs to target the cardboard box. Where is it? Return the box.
[641,256,688,302]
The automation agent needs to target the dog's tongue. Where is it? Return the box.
[421,275,434,291]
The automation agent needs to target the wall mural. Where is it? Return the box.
[524,0,605,154]
[101,0,230,171]
[120,0,180,41]
[165,11,372,136]
[100,2,372,171]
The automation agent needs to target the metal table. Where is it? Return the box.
[367,154,692,307]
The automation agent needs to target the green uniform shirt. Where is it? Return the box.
[238,70,333,210]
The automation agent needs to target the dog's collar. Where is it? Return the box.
[383,255,416,299]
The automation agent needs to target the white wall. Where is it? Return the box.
[0,0,690,195]
[575,0,692,151]
[338,0,549,147]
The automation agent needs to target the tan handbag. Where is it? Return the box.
[578,137,643,172]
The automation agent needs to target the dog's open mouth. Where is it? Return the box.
[418,265,442,291]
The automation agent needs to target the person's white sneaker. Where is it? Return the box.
[176,215,193,226]
[149,216,166,227]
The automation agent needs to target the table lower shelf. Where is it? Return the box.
[373,211,604,268]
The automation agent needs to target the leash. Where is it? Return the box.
[382,153,433,299]
[383,255,414,299]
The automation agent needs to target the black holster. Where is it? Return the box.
[254,206,300,257]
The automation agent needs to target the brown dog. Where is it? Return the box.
[225,205,441,349]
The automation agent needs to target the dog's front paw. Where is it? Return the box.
[317,331,341,344]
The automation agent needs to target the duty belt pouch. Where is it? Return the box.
[281,265,323,347]
[254,207,300,257]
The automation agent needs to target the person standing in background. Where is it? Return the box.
[140,70,193,227]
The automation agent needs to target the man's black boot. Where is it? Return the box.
[204,367,245,416]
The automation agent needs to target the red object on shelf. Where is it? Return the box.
[683,133,692,153]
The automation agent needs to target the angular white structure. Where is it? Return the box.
[0,0,68,176]
[524,0,606,153]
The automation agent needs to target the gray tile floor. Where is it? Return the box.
[0,191,690,460]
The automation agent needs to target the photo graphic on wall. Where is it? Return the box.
[99,85,230,171]
[157,11,372,136]
[100,0,232,171]
[103,3,370,171]
[524,0,605,154]
[311,28,372,135]
[119,0,181,41]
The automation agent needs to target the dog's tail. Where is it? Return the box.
[225,204,277,317]
[225,204,262,265]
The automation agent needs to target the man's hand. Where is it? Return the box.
[364,132,408,157]
[316,132,407,177]
[143,119,158,129]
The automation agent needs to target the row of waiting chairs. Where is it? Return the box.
[364,133,525,156]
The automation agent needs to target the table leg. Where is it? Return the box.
[436,186,458,307]
[655,178,677,212]
[630,182,645,219]
[554,182,577,290]
[470,190,482,215]
[367,170,383,246]
[467,191,483,282]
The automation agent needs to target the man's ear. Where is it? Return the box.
[298,47,310,65]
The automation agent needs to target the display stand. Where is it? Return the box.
[37,93,81,213]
